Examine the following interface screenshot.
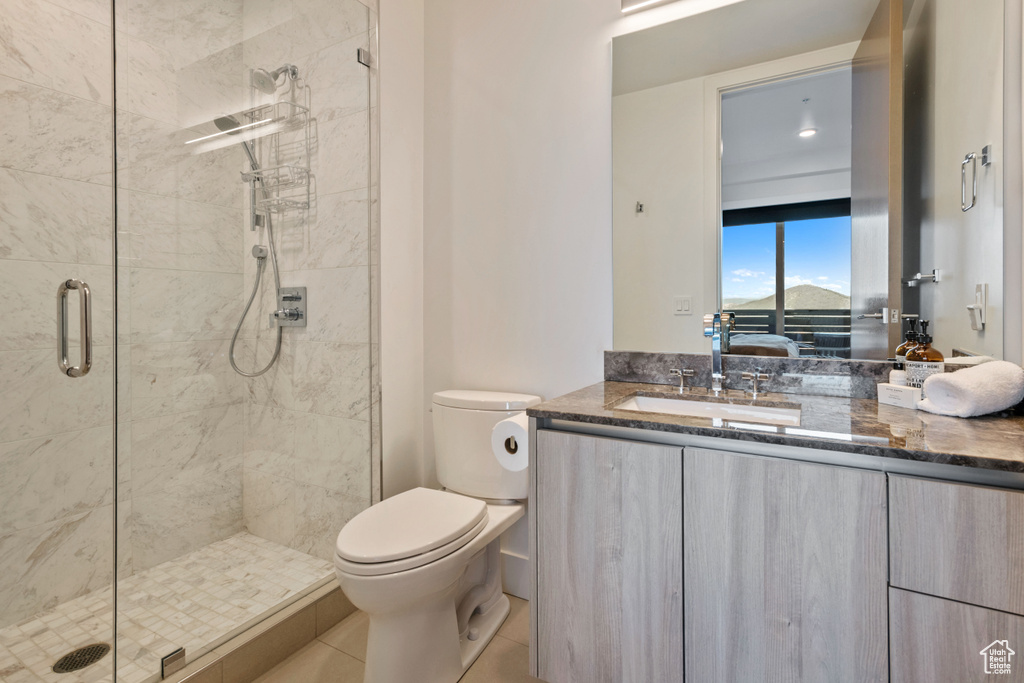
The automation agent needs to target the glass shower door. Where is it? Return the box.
[0,0,117,681]
[112,0,378,680]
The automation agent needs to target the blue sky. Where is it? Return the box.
[722,217,852,301]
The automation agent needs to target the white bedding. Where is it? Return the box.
[729,334,801,358]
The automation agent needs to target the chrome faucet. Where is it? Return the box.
[742,367,772,399]
[703,312,732,394]
[668,368,695,393]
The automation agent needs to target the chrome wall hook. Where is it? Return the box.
[903,269,941,287]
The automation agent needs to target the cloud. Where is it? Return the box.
[731,278,744,282]
[784,274,850,294]
[731,269,764,278]
[785,275,817,287]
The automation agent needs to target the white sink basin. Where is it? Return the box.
[613,394,801,426]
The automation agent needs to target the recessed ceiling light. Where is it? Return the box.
[799,128,817,138]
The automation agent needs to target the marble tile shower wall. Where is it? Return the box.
[235,0,377,561]
[0,0,116,628]
[116,0,251,575]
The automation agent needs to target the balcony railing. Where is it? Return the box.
[723,308,852,358]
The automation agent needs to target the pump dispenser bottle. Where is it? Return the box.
[905,320,944,390]
[895,319,919,363]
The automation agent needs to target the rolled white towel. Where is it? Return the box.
[918,360,1024,417]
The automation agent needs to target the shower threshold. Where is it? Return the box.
[0,533,333,683]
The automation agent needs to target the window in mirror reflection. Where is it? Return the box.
[722,201,851,359]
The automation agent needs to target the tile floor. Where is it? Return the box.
[0,533,332,683]
[253,595,544,683]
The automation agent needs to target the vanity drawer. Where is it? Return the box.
[890,475,1024,615]
[890,587,1024,682]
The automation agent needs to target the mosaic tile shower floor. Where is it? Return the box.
[0,533,333,683]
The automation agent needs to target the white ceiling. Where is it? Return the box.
[722,67,852,170]
[721,67,853,206]
[612,0,878,96]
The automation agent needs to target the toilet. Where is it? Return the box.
[334,390,541,683]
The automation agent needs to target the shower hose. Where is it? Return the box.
[229,212,283,377]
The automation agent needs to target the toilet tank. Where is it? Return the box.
[432,390,542,500]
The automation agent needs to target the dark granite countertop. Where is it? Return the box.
[527,381,1024,473]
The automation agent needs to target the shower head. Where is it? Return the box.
[251,64,299,94]
[213,114,260,171]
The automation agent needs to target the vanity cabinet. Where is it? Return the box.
[534,430,683,683]
[532,431,888,682]
[684,448,889,682]
[531,426,1024,682]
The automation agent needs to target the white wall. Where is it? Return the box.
[420,0,629,481]
[613,78,709,353]
[906,0,1005,358]
[379,0,427,497]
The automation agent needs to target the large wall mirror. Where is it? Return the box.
[612,0,1022,362]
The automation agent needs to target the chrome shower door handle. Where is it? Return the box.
[962,152,977,212]
[57,278,92,377]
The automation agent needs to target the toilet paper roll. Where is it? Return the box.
[491,412,530,472]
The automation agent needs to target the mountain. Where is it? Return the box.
[728,284,851,310]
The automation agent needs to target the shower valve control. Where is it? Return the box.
[270,287,307,328]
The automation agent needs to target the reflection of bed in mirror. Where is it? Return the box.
[729,334,801,358]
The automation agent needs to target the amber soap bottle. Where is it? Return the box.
[905,320,944,390]
[894,319,919,363]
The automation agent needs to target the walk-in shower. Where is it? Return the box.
[0,1,379,680]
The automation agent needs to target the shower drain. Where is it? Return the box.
[52,643,110,674]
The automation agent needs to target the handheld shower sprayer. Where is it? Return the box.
[213,115,259,170]
[222,62,304,377]
[217,116,283,377]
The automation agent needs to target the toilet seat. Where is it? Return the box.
[336,516,488,576]
[336,488,488,577]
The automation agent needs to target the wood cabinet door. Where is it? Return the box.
[684,448,888,682]
[535,430,683,683]
[891,587,1024,681]
[890,475,1024,615]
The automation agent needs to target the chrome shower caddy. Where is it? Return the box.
[239,98,311,213]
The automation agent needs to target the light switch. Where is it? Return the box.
[673,296,692,316]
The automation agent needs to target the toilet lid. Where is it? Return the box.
[336,488,487,564]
